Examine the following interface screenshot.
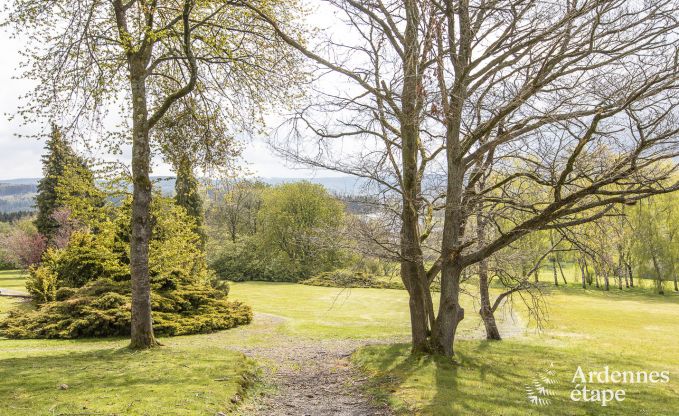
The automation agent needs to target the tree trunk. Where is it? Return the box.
[651,254,664,295]
[399,0,432,354]
[603,272,610,291]
[478,259,501,340]
[432,262,464,356]
[129,65,159,350]
[475,191,501,340]
[579,259,586,289]
[400,239,430,352]
[552,259,559,287]
[627,263,634,288]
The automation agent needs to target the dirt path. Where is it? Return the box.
[230,310,524,416]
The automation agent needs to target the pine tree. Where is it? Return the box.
[35,125,93,243]
[174,156,206,250]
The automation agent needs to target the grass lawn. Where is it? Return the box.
[353,286,679,415]
[2,271,679,415]
[227,281,516,340]
[0,269,28,291]
[0,271,257,416]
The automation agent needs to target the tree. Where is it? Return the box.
[252,0,679,356]
[35,125,90,243]
[9,0,304,349]
[208,180,267,244]
[174,157,206,249]
[257,182,346,278]
[1,219,46,269]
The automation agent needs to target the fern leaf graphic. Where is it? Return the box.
[525,363,558,406]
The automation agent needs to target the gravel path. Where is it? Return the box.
[0,288,30,298]
[230,310,524,416]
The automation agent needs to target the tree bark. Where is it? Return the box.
[603,272,610,291]
[476,185,501,340]
[398,0,432,353]
[627,263,634,288]
[579,259,586,289]
[651,253,664,295]
[478,258,501,340]
[129,62,159,349]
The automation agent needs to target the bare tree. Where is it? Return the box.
[8,0,303,348]
[247,0,679,356]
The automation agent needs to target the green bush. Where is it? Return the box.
[210,237,300,282]
[25,265,58,303]
[302,269,404,290]
[1,195,252,339]
[0,278,251,339]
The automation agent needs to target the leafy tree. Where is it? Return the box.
[0,219,46,269]
[174,157,206,249]
[8,0,305,349]
[257,182,346,278]
[4,193,251,339]
[631,194,679,294]
[211,182,347,281]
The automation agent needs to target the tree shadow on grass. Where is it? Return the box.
[357,341,678,415]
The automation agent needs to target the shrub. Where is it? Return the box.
[302,269,404,290]
[0,195,252,339]
[1,278,252,339]
[25,265,58,303]
[210,237,300,282]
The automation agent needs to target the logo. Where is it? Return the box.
[525,362,558,406]
[524,364,671,408]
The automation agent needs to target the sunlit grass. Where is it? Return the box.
[0,272,256,416]
[3,270,678,415]
[0,269,28,291]
[354,284,679,415]
[227,281,518,340]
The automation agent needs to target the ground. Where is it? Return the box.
[1,270,678,415]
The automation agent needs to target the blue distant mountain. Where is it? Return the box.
[0,176,363,213]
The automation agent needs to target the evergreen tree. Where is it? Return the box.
[35,125,95,243]
[174,156,206,250]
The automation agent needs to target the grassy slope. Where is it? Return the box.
[228,281,511,340]
[0,271,255,416]
[353,284,679,415]
[3,271,679,415]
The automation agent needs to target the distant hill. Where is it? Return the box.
[0,182,38,213]
[0,176,363,213]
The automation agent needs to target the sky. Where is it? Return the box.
[0,11,337,181]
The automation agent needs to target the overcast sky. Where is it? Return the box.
[0,10,336,181]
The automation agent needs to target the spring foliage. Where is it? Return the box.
[1,194,252,339]
[210,182,347,281]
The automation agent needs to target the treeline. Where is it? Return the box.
[0,211,32,222]
[0,183,37,196]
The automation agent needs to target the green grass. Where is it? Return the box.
[353,286,679,415]
[0,342,255,416]
[227,281,513,340]
[0,270,32,320]
[0,269,28,291]
[0,272,257,416]
[3,271,679,415]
